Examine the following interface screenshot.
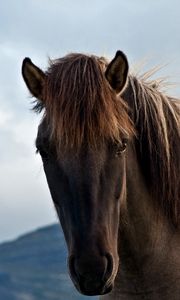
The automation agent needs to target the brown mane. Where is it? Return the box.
[123,75,180,227]
[40,53,134,151]
[34,53,180,227]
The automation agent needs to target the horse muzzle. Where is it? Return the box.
[68,253,115,296]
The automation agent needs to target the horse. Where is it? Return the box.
[22,51,180,300]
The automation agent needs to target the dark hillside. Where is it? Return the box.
[0,224,97,300]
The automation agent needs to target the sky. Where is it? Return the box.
[0,0,180,242]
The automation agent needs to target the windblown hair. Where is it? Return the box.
[123,75,180,227]
[34,52,180,226]
[39,53,134,151]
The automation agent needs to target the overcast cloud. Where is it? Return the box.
[0,0,180,242]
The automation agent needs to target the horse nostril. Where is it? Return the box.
[104,253,114,281]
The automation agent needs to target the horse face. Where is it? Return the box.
[22,50,130,296]
[36,125,127,295]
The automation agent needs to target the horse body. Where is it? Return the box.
[22,51,180,299]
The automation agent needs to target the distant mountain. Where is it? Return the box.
[0,224,97,300]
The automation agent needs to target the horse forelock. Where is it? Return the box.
[41,53,134,151]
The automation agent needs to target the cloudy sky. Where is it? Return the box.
[0,0,180,242]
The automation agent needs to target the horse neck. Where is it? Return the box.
[107,144,180,300]
[122,143,170,251]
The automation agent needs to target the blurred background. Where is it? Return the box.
[0,1,180,299]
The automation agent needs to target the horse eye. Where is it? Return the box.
[115,141,127,156]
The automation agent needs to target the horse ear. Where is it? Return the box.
[105,50,129,94]
[22,58,46,99]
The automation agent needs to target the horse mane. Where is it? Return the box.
[38,53,134,151]
[123,74,180,227]
[33,52,180,226]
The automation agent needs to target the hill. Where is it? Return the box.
[0,224,97,300]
